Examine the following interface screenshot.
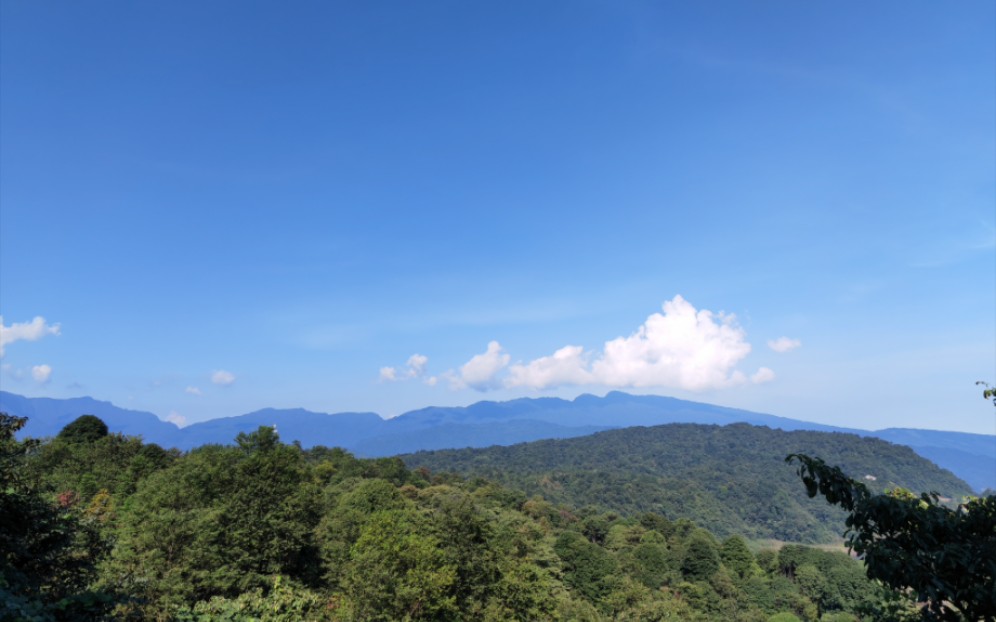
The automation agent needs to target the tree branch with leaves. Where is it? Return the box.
[787,385,996,621]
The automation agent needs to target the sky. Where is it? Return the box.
[1,1,994,434]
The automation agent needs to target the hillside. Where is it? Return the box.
[401,422,975,544]
[4,417,907,621]
[3,390,992,491]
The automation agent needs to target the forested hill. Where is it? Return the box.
[402,423,974,544]
[3,415,914,621]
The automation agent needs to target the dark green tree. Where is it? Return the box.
[57,415,108,444]
[680,530,721,582]
[787,454,995,621]
[554,531,618,602]
[1,414,115,620]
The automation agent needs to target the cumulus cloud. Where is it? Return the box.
[395,296,775,394]
[506,296,756,391]
[751,367,776,384]
[450,341,510,391]
[768,337,801,353]
[185,386,203,396]
[31,364,52,384]
[211,369,236,386]
[507,345,593,389]
[166,411,188,427]
[379,366,398,382]
[0,316,61,357]
[589,295,752,391]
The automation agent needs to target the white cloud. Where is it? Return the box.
[406,354,428,378]
[185,386,203,396]
[379,353,430,383]
[450,341,510,391]
[0,316,61,357]
[166,410,188,427]
[751,367,776,384]
[31,364,52,384]
[211,369,236,386]
[414,296,773,394]
[507,345,593,389]
[588,295,752,391]
[768,337,801,353]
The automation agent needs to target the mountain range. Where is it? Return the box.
[2,389,992,492]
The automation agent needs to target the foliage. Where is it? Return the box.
[787,453,995,621]
[681,530,721,581]
[402,422,972,543]
[0,413,117,621]
[177,576,332,621]
[978,381,996,407]
[56,415,108,444]
[6,413,907,621]
[721,535,759,581]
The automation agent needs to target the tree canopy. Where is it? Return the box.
[56,415,108,444]
[787,454,995,621]
[3,413,923,621]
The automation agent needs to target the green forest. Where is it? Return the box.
[0,412,984,621]
[401,423,973,544]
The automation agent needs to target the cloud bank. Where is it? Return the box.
[0,316,61,357]
[381,296,778,394]
[507,295,759,391]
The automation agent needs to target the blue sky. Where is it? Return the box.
[1,1,994,434]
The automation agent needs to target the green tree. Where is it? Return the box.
[554,530,619,603]
[0,414,115,621]
[680,530,721,582]
[342,508,457,621]
[721,535,759,581]
[787,454,995,621]
[57,415,108,444]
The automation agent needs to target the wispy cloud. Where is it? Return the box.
[0,316,61,357]
[211,370,236,386]
[751,367,776,384]
[380,354,431,383]
[767,337,801,353]
[31,364,53,384]
[166,410,188,427]
[185,386,203,396]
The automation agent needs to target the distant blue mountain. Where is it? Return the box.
[2,390,993,492]
[0,392,184,447]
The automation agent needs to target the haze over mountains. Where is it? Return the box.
[2,390,992,492]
